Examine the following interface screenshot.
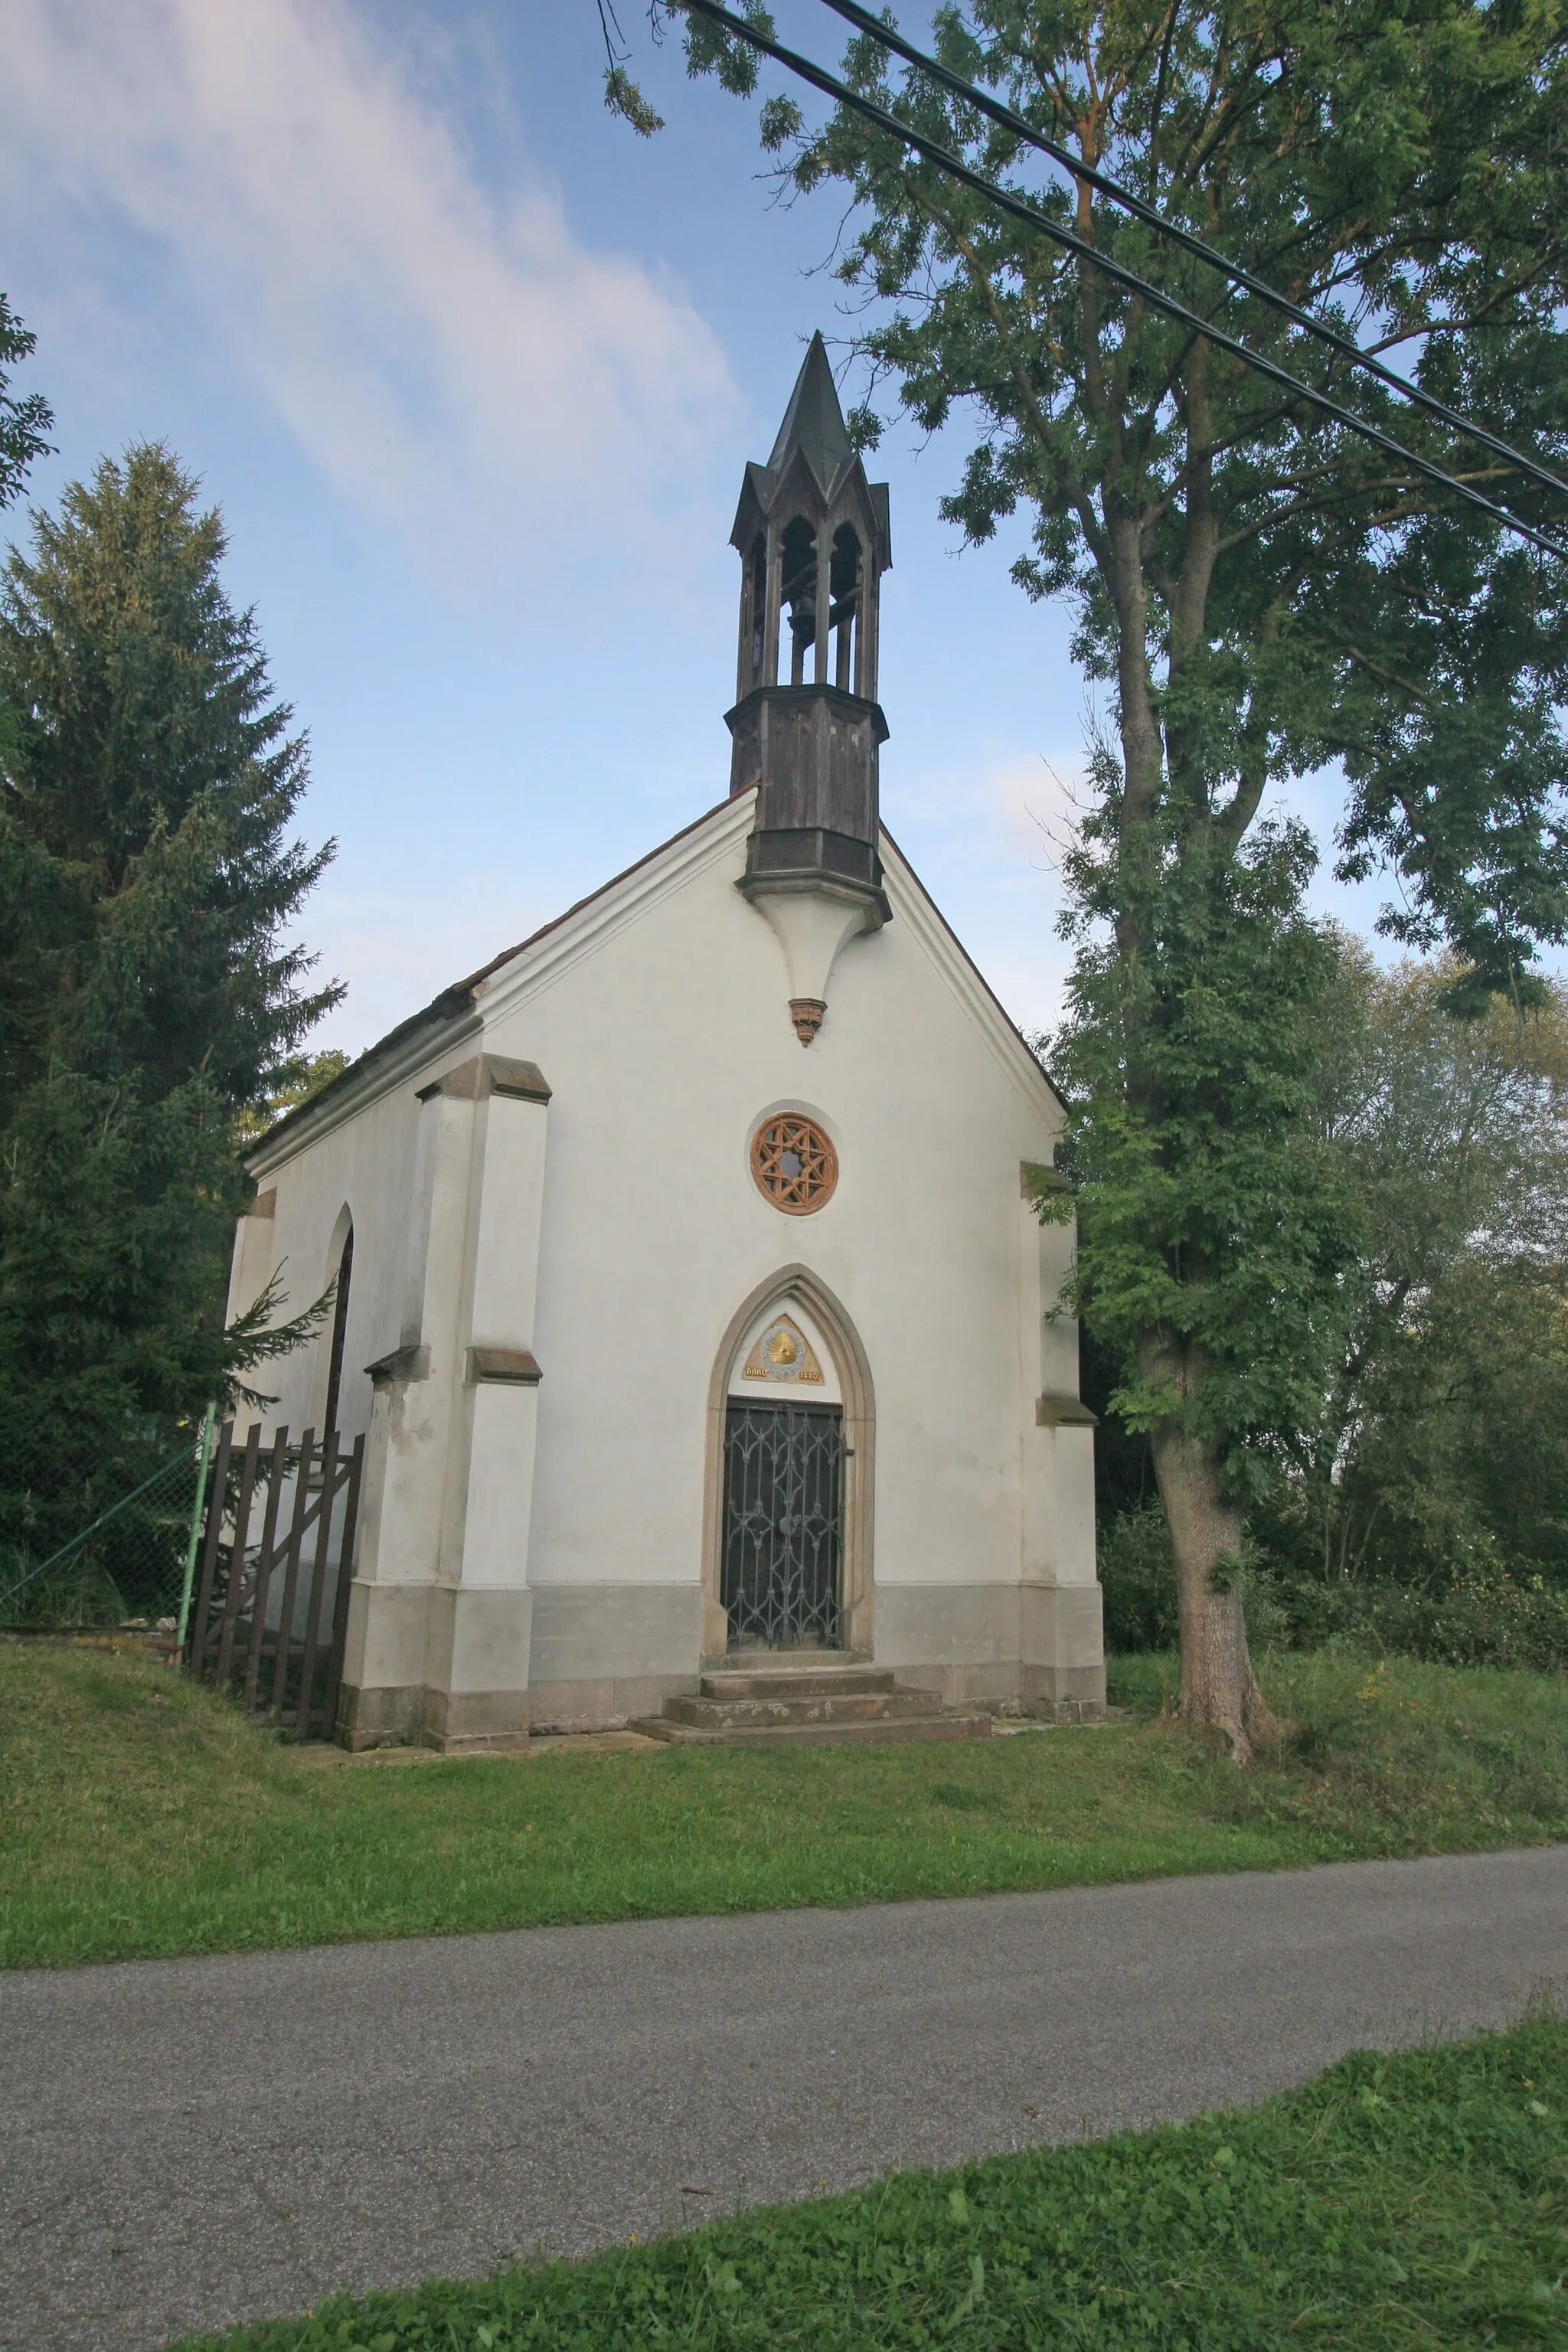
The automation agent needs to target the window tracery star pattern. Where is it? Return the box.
[750,1114,838,1215]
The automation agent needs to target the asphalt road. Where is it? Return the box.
[2,1845,1564,2352]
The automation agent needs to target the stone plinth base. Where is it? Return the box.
[335,1579,534,1751]
[335,1681,532,1753]
[334,1576,1106,1742]
[873,1579,1106,1721]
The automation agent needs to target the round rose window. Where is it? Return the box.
[750,1112,838,1215]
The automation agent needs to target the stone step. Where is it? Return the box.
[629,1710,994,1752]
[700,1665,896,1701]
[665,1687,942,1731]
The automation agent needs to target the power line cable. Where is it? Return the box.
[675,0,1568,563]
[811,0,1568,509]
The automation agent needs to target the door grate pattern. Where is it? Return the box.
[722,1400,844,1649]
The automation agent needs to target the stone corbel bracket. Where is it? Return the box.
[737,873,890,1047]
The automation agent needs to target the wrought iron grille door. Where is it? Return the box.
[722,1400,844,1648]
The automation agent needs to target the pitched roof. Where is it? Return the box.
[245,789,1066,1173]
[766,332,854,498]
[244,792,749,1166]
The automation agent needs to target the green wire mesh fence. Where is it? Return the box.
[0,1410,214,1638]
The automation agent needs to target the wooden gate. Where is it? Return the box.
[186,1423,364,1740]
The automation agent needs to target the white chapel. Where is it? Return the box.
[231,338,1105,1749]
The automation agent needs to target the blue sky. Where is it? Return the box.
[2,0,1403,1057]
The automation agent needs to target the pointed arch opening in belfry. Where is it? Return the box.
[830,522,863,691]
[779,514,819,685]
[701,1264,875,1663]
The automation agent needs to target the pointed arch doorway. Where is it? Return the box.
[701,1268,875,1662]
[724,1381,843,1649]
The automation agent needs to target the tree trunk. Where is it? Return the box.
[1142,1366,1281,1763]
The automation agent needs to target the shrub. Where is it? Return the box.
[1263,1567,1568,1675]
[1098,1504,1568,1674]
[1097,1502,1180,1651]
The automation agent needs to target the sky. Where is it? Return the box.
[0,0,1405,1058]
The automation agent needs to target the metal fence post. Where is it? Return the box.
[175,1403,218,1652]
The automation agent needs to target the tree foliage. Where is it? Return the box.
[0,445,339,1564]
[1278,952,1568,1587]
[1047,808,1354,1485]
[236,1047,351,1145]
[1097,952,1568,1658]
[0,296,52,516]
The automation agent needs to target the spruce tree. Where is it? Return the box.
[0,443,340,1565]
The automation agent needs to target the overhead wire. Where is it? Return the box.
[675,0,1568,563]
[812,0,1568,510]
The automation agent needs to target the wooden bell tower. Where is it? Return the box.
[726,335,893,960]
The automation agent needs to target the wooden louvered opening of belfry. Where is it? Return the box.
[185,1422,364,1741]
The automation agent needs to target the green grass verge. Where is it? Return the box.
[2,1640,1564,1971]
[175,2019,1568,2350]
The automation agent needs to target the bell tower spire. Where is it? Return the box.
[727,335,893,1043]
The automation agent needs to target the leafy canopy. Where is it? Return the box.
[0,295,51,514]
[1096,950,1568,1645]
[1047,810,1357,1485]
[1281,952,1568,1584]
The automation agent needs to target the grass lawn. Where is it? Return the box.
[2,1638,1563,1971]
[175,2017,1568,2350]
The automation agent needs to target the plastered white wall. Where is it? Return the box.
[243,789,1086,1635]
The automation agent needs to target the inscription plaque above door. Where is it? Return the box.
[742,1312,825,1386]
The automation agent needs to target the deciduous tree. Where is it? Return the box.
[636,0,1568,1753]
[0,296,51,514]
[1285,953,1568,1588]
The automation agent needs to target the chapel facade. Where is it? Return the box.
[233,336,1105,1748]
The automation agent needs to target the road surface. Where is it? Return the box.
[2,1844,1563,2350]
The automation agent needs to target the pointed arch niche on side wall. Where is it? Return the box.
[700,1263,876,1665]
[312,1204,354,1435]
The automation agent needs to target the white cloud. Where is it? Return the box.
[0,0,739,583]
[969,934,1075,1044]
[304,867,552,1057]
[986,749,1085,874]
[893,741,1085,884]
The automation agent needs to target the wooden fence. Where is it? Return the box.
[186,1424,364,1740]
